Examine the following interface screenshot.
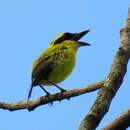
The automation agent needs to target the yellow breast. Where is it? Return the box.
[40,48,76,86]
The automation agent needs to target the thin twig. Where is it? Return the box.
[0,80,104,111]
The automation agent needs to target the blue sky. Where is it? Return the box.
[0,0,130,130]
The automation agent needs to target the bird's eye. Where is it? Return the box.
[60,46,68,50]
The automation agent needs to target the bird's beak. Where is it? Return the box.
[77,41,90,46]
[71,30,90,41]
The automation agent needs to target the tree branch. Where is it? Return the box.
[79,8,130,130]
[0,80,104,111]
[102,108,130,130]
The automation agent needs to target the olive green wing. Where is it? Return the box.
[31,51,57,86]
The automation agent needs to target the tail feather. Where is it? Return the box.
[27,84,33,101]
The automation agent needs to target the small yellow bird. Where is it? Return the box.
[27,30,90,100]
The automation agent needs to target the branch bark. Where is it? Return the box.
[102,108,130,130]
[79,8,130,130]
[0,80,104,111]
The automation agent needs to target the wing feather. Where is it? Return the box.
[31,49,57,86]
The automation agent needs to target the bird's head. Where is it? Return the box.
[49,30,90,51]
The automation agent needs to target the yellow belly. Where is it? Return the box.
[40,53,76,86]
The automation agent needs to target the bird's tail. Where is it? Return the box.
[27,84,33,101]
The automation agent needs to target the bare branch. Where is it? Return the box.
[102,108,130,130]
[0,80,104,111]
[79,8,130,130]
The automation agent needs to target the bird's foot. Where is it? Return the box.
[44,93,53,106]
[60,88,66,93]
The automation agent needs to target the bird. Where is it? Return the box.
[27,30,90,101]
